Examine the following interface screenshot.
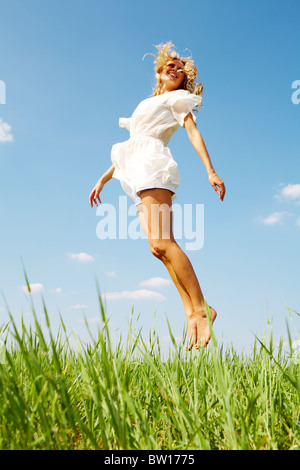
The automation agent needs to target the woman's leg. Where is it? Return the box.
[137,203,194,322]
[138,188,216,348]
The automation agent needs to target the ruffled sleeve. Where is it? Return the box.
[168,90,202,127]
[119,117,131,132]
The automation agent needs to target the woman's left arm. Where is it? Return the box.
[184,113,225,201]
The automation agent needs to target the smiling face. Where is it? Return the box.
[159,59,185,93]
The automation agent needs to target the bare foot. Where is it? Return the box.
[185,306,217,350]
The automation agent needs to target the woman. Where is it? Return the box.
[89,42,225,349]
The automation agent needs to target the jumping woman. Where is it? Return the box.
[89,42,225,349]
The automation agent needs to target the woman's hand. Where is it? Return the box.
[184,116,226,202]
[89,180,104,207]
[208,171,226,201]
[89,165,115,207]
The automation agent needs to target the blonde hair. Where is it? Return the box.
[145,42,203,99]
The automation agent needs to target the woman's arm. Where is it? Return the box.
[100,164,115,185]
[89,164,115,207]
[184,113,225,201]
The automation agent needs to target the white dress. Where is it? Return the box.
[111,89,202,205]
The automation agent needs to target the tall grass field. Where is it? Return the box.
[0,281,299,450]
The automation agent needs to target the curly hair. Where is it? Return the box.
[145,42,203,99]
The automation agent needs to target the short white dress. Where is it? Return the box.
[111,89,202,205]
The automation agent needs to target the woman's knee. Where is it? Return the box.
[148,238,172,260]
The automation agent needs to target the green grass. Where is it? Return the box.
[0,284,299,450]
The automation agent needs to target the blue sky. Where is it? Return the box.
[0,0,299,353]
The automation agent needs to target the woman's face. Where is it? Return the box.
[159,59,185,93]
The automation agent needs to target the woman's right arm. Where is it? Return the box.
[89,164,115,207]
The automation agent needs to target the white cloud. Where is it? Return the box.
[292,339,300,351]
[161,335,182,344]
[275,184,300,202]
[78,316,100,324]
[296,217,300,227]
[66,304,87,310]
[20,283,44,294]
[102,289,166,301]
[49,287,62,294]
[67,252,94,263]
[106,271,116,277]
[259,211,291,226]
[139,277,172,288]
[0,118,13,143]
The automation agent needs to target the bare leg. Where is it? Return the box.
[138,205,195,325]
[138,189,217,348]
